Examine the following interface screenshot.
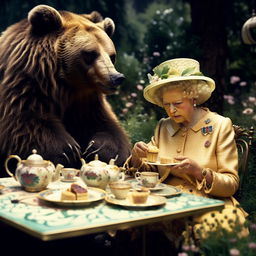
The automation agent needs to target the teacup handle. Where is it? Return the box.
[119,172,125,181]
[5,155,22,180]
[135,171,141,182]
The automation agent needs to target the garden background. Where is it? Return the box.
[1,0,256,254]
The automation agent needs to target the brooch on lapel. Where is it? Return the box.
[201,126,213,135]
[204,140,211,147]
[204,118,211,124]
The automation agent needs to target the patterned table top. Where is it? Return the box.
[0,177,224,241]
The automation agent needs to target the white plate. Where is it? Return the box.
[144,161,179,166]
[132,181,166,191]
[150,185,182,197]
[105,194,166,209]
[38,187,106,207]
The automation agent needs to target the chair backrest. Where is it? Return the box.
[233,125,254,199]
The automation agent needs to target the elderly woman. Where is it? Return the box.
[127,58,248,242]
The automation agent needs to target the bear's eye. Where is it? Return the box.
[82,50,99,65]
[110,54,116,64]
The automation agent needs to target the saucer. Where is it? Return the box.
[144,161,178,166]
[150,185,182,197]
[61,177,79,183]
[105,194,166,209]
[132,181,166,191]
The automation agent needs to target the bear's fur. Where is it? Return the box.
[0,5,131,175]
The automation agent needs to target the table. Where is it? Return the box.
[0,177,224,242]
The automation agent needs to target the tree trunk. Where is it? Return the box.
[189,0,230,114]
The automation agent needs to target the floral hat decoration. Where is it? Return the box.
[143,58,215,107]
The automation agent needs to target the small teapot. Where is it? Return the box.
[80,154,125,190]
[5,149,64,192]
[106,158,125,183]
[80,154,109,190]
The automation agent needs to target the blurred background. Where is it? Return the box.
[1,0,256,253]
[1,0,255,144]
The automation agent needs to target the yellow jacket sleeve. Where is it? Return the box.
[204,117,239,197]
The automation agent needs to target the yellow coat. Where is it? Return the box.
[135,108,248,236]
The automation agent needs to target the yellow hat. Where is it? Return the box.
[143,58,215,107]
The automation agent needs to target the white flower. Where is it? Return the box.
[242,108,254,115]
[163,8,173,15]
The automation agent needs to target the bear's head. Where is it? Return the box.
[0,5,125,99]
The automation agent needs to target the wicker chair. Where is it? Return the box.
[233,125,254,199]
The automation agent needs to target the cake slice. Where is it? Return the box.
[61,190,76,201]
[71,183,88,200]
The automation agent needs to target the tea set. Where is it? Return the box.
[5,150,125,192]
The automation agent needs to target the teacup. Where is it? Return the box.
[109,181,132,199]
[61,168,79,181]
[135,171,159,188]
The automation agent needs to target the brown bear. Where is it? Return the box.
[0,5,131,175]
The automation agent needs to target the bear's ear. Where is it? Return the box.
[97,18,115,37]
[28,5,63,34]
[83,11,103,23]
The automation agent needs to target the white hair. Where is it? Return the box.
[155,80,211,106]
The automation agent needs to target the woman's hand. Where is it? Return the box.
[132,141,148,159]
[172,156,203,180]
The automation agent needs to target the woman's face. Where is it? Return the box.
[162,88,195,126]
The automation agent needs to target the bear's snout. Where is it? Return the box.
[110,73,125,86]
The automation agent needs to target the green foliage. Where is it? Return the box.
[120,100,158,145]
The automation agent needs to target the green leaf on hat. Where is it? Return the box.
[161,65,170,76]
[190,71,204,76]
[181,66,196,76]
[161,74,169,79]
[153,66,162,77]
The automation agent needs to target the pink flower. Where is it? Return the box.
[250,223,256,230]
[230,76,240,84]
[227,98,235,104]
[248,96,256,103]
[153,51,160,57]
[125,102,133,108]
[131,93,137,98]
[239,81,247,87]
[122,108,128,114]
[242,108,254,115]
[223,95,235,104]
[182,245,190,251]
[248,242,256,249]
[229,248,240,255]
[137,85,144,91]
[178,253,188,256]
[143,57,149,64]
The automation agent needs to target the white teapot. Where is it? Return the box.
[80,154,125,190]
[107,158,125,183]
[5,149,63,192]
